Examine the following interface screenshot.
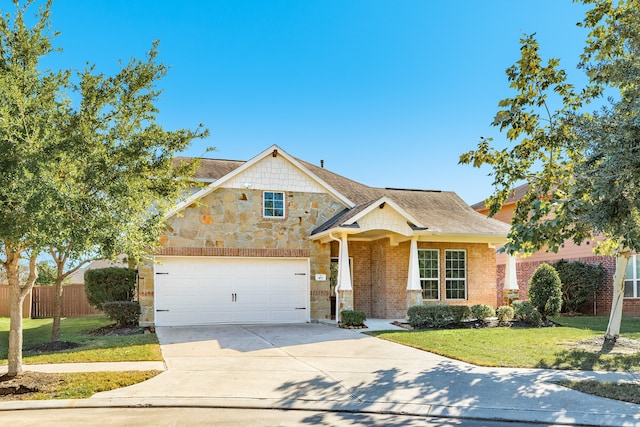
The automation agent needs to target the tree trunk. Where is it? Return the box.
[5,250,38,377]
[51,277,64,342]
[7,282,25,377]
[605,250,630,341]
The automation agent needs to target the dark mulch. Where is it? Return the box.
[88,324,148,337]
[0,372,64,400]
[28,340,81,354]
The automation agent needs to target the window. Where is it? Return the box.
[418,249,439,300]
[263,191,285,218]
[445,250,466,300]
[624,255,640,298]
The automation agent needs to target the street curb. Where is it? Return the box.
[0,397,637,427]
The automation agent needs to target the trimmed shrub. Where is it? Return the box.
[450,305,472,323]
[471,304,495,321]
[529,263,562,319]
[407,303,454,328]
[102,301,141,327]
[496,305,515,323]
[85,267,137,309]
[512,300,543,327]
[341,310,366,326]
[552,259,606,313]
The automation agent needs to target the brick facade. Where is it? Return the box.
[332,239,499,319]
[496,255,640,316]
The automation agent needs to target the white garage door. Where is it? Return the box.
[154,257,309,326]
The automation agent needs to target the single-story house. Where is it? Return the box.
[138,145,510,326]
[473,183,640,316]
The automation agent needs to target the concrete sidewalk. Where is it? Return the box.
[1,322,639,426]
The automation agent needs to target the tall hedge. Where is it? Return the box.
[85,267,137,309]
[552,259,606,313]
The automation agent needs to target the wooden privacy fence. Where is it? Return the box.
[0,284,102,318]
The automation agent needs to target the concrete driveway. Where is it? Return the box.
[94,323,640,426]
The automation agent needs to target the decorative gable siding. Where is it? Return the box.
[223,155,328,194]
[356,205,414,236]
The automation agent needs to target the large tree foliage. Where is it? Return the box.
[0,0,207,376]
[460,0,640,340]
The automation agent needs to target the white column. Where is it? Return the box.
[337,233,352,292]
[503,253,519,305]
[504,253,518,290]
[406,237,423,309]
[407,237,421,291]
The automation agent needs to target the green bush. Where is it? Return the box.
[450,305,471,322]
[85,267,137,309]
[340,309,366,326]
[552,259,606,313]
[471,304,495,321]
[512,300,543,327]
[407,303,454,328]
[496,305,515,323]
[101,301,141,327]
[529,264,563,319]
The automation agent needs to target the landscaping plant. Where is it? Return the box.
[529,264,563,320]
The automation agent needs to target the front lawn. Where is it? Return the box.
[373,316,640,404]
[373,316,640,372]
[0,316,162,364]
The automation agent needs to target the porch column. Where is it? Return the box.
[336,233,353,321]
[406,237,423,310]
[503,253,519,304]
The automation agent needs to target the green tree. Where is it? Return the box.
[528,264,563,320]
[461,0,640,341]
[0,0,207,376]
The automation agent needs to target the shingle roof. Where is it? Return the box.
[471,183,531,211]
[180,152,509,237]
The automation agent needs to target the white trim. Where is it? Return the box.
[444,249,467,300]
[263,190,286,218]
[624,254,639,299]
[418,248,440,300]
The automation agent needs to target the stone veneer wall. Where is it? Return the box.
[138,187,344,325]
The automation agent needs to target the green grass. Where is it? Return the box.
[27,370,163,400]
[373,316,640,372]
[556,380,640,405]
[554,316,640,340]
[0,316,162,365]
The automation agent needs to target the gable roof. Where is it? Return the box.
[169,146,510,239]
[166,145,355,218]
[471,183,531,211]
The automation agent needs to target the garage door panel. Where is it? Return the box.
[154,257,309,326]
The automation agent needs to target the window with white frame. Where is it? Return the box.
[445,249,466,300]
[263,191,285,218]
[418,249,439,300]
[624,254,640,298]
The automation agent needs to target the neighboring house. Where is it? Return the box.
[67,256,128,285]
[472,183,640,316]
[138,145,510,327]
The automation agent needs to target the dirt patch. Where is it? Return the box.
[573,336,640,355]
[0,372,64,401]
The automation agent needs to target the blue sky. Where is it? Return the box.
[37,0,592,204]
